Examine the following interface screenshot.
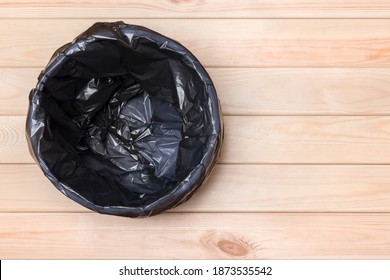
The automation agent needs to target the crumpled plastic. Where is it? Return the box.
[26,21,223,218]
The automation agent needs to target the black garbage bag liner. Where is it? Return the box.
[26,22,223,218]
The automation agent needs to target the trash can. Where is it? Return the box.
[26,22,223,218]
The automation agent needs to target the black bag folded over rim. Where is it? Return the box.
[26,22,223,218]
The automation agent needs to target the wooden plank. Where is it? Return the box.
[4,68,390,116]
[7,115,390,164]
[223,116,390,164]
[1,213,390,259]
[210,68,390,115]
[1,19,390,67]
[2,164,390,213]
[2,0,390,19]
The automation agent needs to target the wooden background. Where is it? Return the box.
[1,0,390,259]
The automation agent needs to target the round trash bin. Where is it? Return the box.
[26,22,223,218]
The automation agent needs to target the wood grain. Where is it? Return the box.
[0,116,28,163]
[4,68,390,116]
[2,164,390,213]
[1,213,390,259]
[1,0,390,19]
[0,68,39,116]
[8,116,390,164]
[1,19,390,67]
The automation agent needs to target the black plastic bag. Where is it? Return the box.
[26,22,223,217]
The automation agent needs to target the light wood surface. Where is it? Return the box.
[2,213,390,259]
[1,0,390,19]
[1,19,390,67]
[1,1,390,259]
